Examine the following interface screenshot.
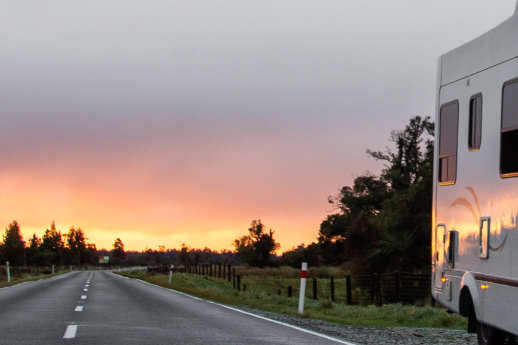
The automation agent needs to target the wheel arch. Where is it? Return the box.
[459,272,480,319]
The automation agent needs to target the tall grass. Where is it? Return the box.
[235,266,348,279]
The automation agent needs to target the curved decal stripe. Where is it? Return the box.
[449,198,479,226]
[465,187,481,219]
[490,230,508,252]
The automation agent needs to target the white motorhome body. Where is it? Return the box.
[433,2,518,342]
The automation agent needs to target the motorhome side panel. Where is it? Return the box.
[435,57,518,335]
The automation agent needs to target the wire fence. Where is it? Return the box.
[159,263,432,306]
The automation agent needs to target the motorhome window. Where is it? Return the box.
[439,101,458,185]
[501,80,518,177]
[469,94,482,151]
[445,230,456,269]
[479,218,489,259]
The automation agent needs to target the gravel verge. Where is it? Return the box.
[231,305,477,345]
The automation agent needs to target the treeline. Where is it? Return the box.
[2,221,97,267]
[116,245,237,267]
[281,116,434,274]
[0,220,239,268]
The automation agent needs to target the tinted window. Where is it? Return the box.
[469,94,482,151]
[439,101,459,185]
[502,81,518,130]
[501,79,518,177]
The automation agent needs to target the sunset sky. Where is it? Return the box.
[0,1,516,252]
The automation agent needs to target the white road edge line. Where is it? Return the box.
[63,325,78,339]
[209,302,358,345]
[75,306,83,311]
[131,276,357,345]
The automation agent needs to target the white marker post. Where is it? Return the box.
[6,262,10,283]
[169,265,174,283]
[298,262,307,314]
[52,265,55,274]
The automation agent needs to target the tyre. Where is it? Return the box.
[477,320,517,345]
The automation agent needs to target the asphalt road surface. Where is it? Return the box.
[0,271,356,344]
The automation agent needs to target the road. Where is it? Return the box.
[0,271,356,344]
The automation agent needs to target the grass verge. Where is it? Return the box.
[0,270,69,288]
[119,270,467,330]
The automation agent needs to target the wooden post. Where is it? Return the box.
[278,289,281,296]
[237,275,241,291]
[233,267,236,288]
[219,263,222,279]
[313,278,317,300]
[371,273,378,304]
[288,286,292,298]
[394,271,401,303]
[330,276,335,302]
[346,275,352,305]
[228,263,232,282]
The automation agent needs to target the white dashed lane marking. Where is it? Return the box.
[81,295,87,299]
[63,325,78,339]
[84,289,88,291]
[75,306,83,311]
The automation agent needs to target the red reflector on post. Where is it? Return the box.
[301,271,307,278]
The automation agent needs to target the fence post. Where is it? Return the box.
[233,267,236,288]
[288,286,292,298]
[313,278,318,300]
[346,275,352,305]
[6,262,10,283]
[219,263,222,279]
[371,273,378,304]
[52,265,55,275]
[394,271,401,303]
[298,262,307,314]
[228,263,232,282]
[330,276,335,302]
[210,264,213,277]
[237,275,241,291]
[169,265,174,283]
[278,289,281,296]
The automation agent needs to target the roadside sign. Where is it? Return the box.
[99,256,110,264]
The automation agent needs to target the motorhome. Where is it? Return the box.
[433,2,518,344]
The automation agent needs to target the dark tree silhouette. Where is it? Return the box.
[233,220,280,267]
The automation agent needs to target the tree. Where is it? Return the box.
[112,238,126,264]
[282,243,321,268]
[2,221,26,266]
[26,233,42,266]
[41,221,65,265]
[317,214,349,265]
[321,116,434,273]
[65,227,88,266]
[233,220,280,267]
[178,243,191,266]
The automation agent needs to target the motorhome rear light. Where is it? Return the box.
[481,284,488,290]
[441,272,446,282]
